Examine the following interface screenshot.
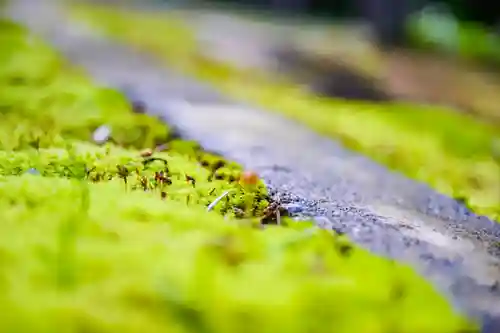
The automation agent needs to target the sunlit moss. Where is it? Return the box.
[0,16,268,214]
[0,142,268,215]
[0,173,476,333]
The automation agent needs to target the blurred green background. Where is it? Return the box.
[187,0,500,66]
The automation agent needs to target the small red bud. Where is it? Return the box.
[240,170,259,186]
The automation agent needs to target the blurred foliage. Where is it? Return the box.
[0,21,171,151]
[204,0,498,23]
[203,0,500,65]
[406,4,500,67]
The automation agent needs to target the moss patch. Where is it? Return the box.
[69,4,500,221]
[0,173,476,333]
[0,17,479,333]
[0,17,268,218]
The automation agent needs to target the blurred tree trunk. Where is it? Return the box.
[270,0,309,13]
[360,0,425,49]
[462,0,499,27]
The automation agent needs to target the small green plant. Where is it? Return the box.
[239,170,260,217]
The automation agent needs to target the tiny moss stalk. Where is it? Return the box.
[243,188,256,218]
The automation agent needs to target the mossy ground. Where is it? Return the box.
[0,16,478,333]
[69,4,500,221]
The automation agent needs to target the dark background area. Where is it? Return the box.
[208,0,499,25]
[203,0,500,49]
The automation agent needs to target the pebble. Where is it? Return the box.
[26,168,40,175]
[93,125,111,144]
[283,203,304,214]
[313,216,331,229]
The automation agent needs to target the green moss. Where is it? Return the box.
[69,4,500,221]
[0,173,476,332]
[0,17,479,333]
[407,10,500,67]
[0,142,268,216]
[0,17,267,215]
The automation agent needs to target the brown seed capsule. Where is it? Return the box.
[211,160,226,172]
[140,149,153,157]
[185,175,196,187]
